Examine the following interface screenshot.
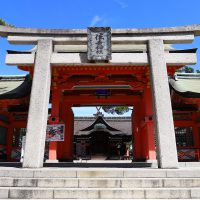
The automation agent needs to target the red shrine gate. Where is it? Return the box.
[42,65,158,162]
[13,64,198,162]
[1,65,200,163]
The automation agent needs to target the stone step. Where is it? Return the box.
[4,199,198,200]
[1,187,199,199]
[0,177,200,188]
[1,168,200,178]
[0,168,200,199]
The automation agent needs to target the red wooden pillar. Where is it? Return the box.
[132,102,143,161]
[49,142,57,160]
[192,112,200,160]
[141,88,156,160]
[57,103,74,161]
[71,110,74,159]
[6,125,13,161]
[48,89,60,161]
[5,115,13,161]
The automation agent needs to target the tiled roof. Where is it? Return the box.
[74,116,132,136]
[0,75,32,99]
[169,73,200,98]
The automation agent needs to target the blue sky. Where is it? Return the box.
[0,0,200,116]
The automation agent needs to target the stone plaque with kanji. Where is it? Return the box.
[87,27,111,61]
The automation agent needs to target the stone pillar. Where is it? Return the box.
[148,39,178,168]
[23,39,52,168]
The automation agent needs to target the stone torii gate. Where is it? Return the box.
[1,24,199,168]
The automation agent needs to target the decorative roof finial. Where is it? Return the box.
[93,106,104,117]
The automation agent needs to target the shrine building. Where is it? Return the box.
[0,25,200,169]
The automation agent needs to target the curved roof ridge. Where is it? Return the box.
[175,73,200,80]
[0,74,27,77]
[80,116,121,132]
[0,74,27,79]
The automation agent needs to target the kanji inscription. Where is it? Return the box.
[87,27,111,61]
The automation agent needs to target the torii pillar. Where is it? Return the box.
[148,39,178,168]
[23,39,52,168]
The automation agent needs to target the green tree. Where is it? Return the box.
[176,66,194,73]
[184,66,194,73]
[0,19,7,26]
[0,18,14,27]
[196,70,200,73]
[102,106,130,115]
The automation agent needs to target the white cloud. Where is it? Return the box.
[114,0,128,9]
[90,15,102,26]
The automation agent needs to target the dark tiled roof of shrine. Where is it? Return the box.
[74,116,132,136]
[169,73,200,98]
[0,75,32,99]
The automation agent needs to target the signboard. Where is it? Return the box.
[46,124,65,142]
[87,27,111,61]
